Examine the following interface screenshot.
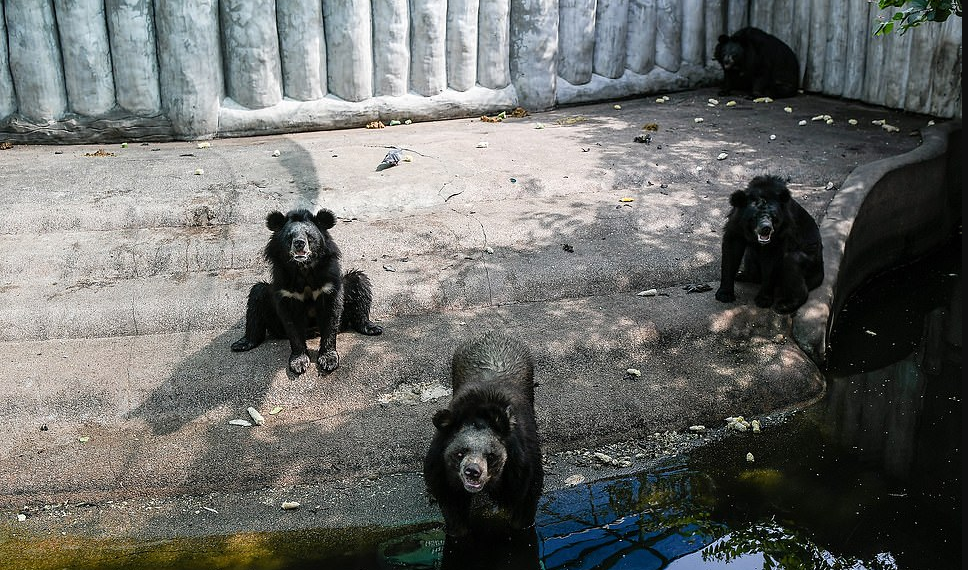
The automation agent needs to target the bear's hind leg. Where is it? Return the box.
[231,282,271,351]
[341,269,383,335]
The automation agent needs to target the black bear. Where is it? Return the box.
[423,331,543,538]
[231,208,382,374]
[714,27,799,99]
[715,175,824,314]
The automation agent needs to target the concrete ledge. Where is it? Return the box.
[794,121,963,365]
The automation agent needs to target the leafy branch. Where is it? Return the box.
[874,0,962,35]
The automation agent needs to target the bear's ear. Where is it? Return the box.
[432,409,453,430]
[489,405,514,437]
[776,186,792,203]
[729,189,749,208]
[266,211,286,231]
[313,209,337,230]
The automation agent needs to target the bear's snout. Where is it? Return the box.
[756,218,774,244]
[459,457,488,493]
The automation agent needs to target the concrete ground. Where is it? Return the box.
[0,87,936,541]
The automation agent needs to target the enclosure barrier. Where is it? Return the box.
[0,0,961,143]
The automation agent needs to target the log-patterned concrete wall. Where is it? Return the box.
[0,0,961,142]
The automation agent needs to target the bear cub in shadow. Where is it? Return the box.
[423,331,543,538]
[714,27,799,99]
[715,175,824,314]
[231,208,382,374]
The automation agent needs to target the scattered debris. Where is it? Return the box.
[753,97,773,103]
[636,289,658,297]
[556,115,586,125]
[725,100,737,107]
[694,117,704,123]
[655,95,670,103]
[533,123,545,129]
[365,120,385,129]
[388,119,402,126]
[194,168,204,175]
[689,425,706,433]
[726,416,751,432]
[228,419,253,427]
[78,436,90,443]
[798,120,807,126]
[378,148,403,169]
[642,122,659,131]
[707,98,719,106]
[17,514,26,522]
[84,149,115,157]
[626,368,641,377]
[865,329,877,336]
[881,123,900,133]
[271,149,281,157]
[561,243,574,253]
[717,152,728,160]
[120,142,128,148]
[618,197,634,203]
[202,506,218,514]
[483,246,494,254]
[281,501,300,510]
[633,134,652,144]
[751,420,761,433]
[564,474,586,486]
[481,111,506,122]
[0,142,12,150]
[247,407,265,426]
[476,141,489,148]
[269,406,283,415]
[825,182,835,190]
[783,106,793,113]
[848,118,858,125]
[382,265,395,272]
[683,283,712,293]
[509,107,529,118]
[812,114,832,122]
[613,104,622,110]
[746,452,755,462]
[197,142,211,149]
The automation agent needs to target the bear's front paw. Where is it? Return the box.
[289,353,311,374]
[318,350,340,372]
[714,288,735,303]
[230,337,255,352]
[361,323,383,336]
[754,293,774,308]
[774,298,804,315]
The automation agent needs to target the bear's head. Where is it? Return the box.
[714,34,746,71]
[265,208,337,265]
[730,175,791,246]
[433,403,513,494]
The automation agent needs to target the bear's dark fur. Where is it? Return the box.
[715,175,824,314]
[714,27,799,99]
[423,331,543,538]
[231,208,382,374]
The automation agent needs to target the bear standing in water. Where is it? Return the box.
[714,27,799,99]
[715,175,824,314]
[231,208,382,374]
[423,331,543,538]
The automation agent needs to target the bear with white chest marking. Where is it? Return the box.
[231,208,382,374]
[715,175,824,314]
[423,331,543,538]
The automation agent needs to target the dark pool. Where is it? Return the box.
[8,233,960,570]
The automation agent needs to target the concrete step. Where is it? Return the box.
[0,286,821,504]
[1,194,724,342]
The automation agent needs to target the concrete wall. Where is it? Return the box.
[0,0,961,142]
[793,120,963,366]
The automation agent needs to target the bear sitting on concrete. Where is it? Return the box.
[714,27,799,99]
[423,331,543,538]
[715,175,824,314]
[230,208,382,374]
